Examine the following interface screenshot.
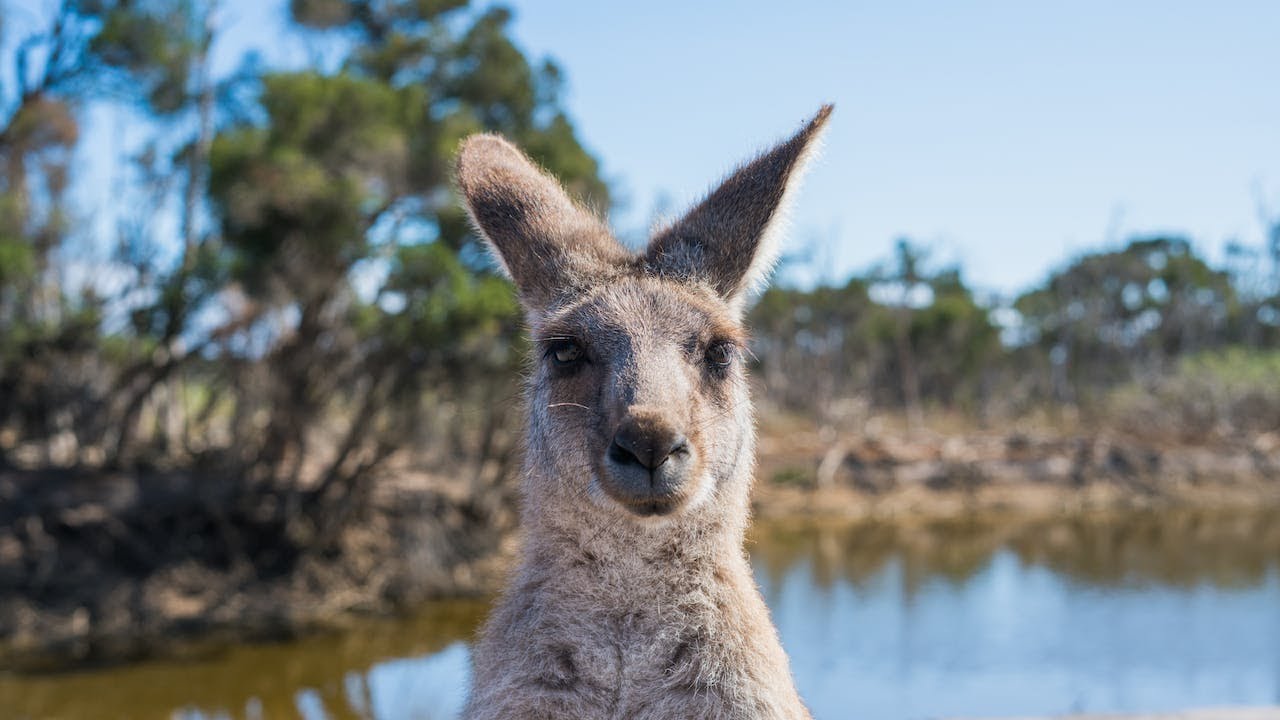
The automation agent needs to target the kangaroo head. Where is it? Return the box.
[457,107,831,523]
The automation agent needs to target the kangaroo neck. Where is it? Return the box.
[520,493,751,597]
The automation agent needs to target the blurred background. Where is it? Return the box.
[1,1,1279,718]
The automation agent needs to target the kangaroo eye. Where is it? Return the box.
[547,339,584,367]
[705,341,736,369]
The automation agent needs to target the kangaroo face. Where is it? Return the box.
[532,278,749,517]
[457,106,831,520]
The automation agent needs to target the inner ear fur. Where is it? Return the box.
[456,134,631,313]
[645,105,833,308]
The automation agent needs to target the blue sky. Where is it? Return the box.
[498,1,1280,293]
[47,0,1280,295]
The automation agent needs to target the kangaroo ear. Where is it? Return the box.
[645,105,832,311]
[456,134,630,314]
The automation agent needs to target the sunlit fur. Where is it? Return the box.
[457,107,831,719]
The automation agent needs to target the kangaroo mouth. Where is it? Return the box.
[597,448,698,518]
[618,495,681,517]
[597,474,688,517]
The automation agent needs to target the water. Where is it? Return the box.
[4,510,1279,720]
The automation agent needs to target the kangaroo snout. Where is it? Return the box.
[601,410,696,516]
[609,420,688,471]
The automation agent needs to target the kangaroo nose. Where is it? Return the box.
[609,419,688,471]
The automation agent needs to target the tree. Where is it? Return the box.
[0,2,102,460]
[193,1,610,533]
[750,276,881,418]
[0,0,610,547]
[749,240,997,423]
[874,239,928,430]
[1015,237,1238,402]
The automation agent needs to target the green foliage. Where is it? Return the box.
[752,243,999,415]
[289,0,353,28]
[909,270,1000,404]
[1186,347,1280,388]
[749,276,879,412]
[750,234,1276,425]
[1,28,83,351]
[209,71,422,292]
[1014,237,1240,402]
[771,466,815,489]
[0,235,34,286]
[381,243,518,338]
[89,0,204,113]
[1108,348,1280,438]
[0,1,606,496]
[193,2,609,494]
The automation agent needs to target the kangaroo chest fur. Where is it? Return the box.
[464,525,810,720]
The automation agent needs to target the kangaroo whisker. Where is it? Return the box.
[548,402,592,410]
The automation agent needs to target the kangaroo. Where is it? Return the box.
[456,105,832,720]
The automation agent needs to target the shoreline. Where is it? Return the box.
[3,428,1279,672]
[753,426,1280,520]
[0,469,512,673]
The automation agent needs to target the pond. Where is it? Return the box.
[4,510,1279,720]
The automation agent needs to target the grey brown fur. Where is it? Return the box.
[457,106,832,719]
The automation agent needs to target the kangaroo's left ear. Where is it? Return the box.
[644,105,832,312]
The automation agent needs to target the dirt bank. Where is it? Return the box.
[0,466,513,672]
[753,425,1280,520]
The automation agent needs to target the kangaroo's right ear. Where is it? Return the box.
[456,134,629,315]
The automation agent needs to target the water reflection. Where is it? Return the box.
[751,510,1280,594]
[755,510,1280,719]
[1,601,485,720]
[4,510,1279,720]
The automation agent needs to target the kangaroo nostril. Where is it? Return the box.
[609,438,642,467]
[658,434,689,467]
[668,434,689,456]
